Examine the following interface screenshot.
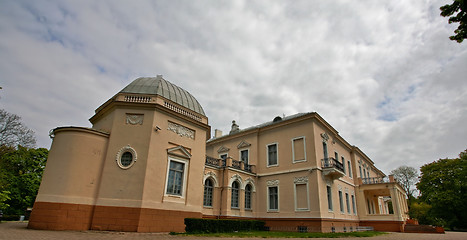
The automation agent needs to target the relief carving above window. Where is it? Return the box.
[168,121,195,139]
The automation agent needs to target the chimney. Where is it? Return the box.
[214,129,223,138]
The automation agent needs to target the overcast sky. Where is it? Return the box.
[1,0,465,174]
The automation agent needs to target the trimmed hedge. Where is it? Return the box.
[185,218,265,233]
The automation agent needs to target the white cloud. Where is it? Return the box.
[0,0,465,174]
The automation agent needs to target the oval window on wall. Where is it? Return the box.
[116,145,137,169]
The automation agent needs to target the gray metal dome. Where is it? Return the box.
[120,75,206,116]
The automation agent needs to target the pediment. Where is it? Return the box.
[237,140,251,149]
[167,146,192,159]
[217,146,230,153]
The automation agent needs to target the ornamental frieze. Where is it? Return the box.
[167,121,195,139]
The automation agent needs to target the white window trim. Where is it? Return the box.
[115,145,137,169]
[339,190,344,213]
[266,142,279,167]
[292,136,307,163]
[348,160,353,178]
[219,153,228,159]
[294,182,310,211]
[267,185,280,212]
[164,157,189,198]
[239,148,249,164]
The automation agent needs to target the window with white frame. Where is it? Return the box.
[327,185,333,211]
[292,137,306,162]
[231,181,240,208]
[240,149,249,165]
[268,186,279,211]
[166,159,186,196]
[245,184,252,209]
[203,178,213,207]
[348,160,352,178]
[267,143,278,166]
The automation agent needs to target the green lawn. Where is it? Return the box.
[177,231,387,238]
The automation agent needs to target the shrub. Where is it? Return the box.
[185,218,265,233]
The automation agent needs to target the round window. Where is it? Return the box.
[120,152,133,167]
[116,145,137,169]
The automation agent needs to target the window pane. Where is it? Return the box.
[167,161,184,196]
[269,186,278,210]
[245,185,251,209]
[339,191,344,212]
[327,186,333,211]
[203,179,213,207]
[121,152,133,167]
[241,150,249,164]
[268,144,277,166]
[346,193,350,213]
[231,181,239,208]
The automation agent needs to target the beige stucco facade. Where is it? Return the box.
[29,76,408,233]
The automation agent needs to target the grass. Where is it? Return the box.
[178,230,387,238]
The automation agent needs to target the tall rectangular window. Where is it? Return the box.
[352,195,356,215]
[348,160,352,178]
[292,137,306,162]
[268,186,279,211]
[166,161,184,196]
[323,142,328,159]
[295,184,308,210]
[335,152,339,161]
[342,156,346,174]
[240,149,249,164]
[203,179,213,207]
[245,184,252,209]
[267,143,278,166]
[346,193,350,214]
[327,186,333,211]
[339,190,344,213]
[231,181,240,208]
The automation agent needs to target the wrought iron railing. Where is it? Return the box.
[321,157,345,172]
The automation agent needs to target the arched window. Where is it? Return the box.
[231,181,239,208]
[203,178,213,207]
[245,184,252,209]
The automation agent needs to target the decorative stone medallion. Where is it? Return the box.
[126,114,144,125]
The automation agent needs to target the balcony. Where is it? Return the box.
[321,157,345,179]
[205,156,254,173]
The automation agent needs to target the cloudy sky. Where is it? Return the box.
[1,0,465,174]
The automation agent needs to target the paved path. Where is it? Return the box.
[1,222,466,240]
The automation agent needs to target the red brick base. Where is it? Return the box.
[28,201,202,232]
[359,220,405,232]
[28,202,94,231]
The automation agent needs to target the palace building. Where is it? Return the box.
[28,76,408,233]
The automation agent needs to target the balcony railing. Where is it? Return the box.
[205,156,254,173]
[362,177,388,184]
[321,157,345,172]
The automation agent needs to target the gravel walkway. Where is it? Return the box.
[1,222,465,240]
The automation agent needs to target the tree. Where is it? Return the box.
[440,0,467,43]
[0,146,48,215]
[390,165,418,198]
[417,149,467,229]
[0,109,36,148]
